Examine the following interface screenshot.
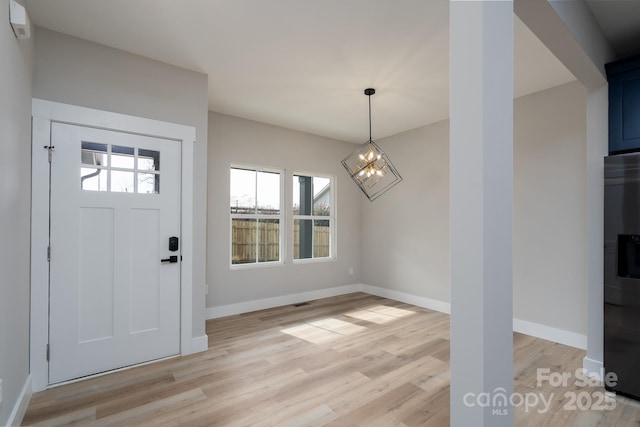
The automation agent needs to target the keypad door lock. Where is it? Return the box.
[169,236,179,252]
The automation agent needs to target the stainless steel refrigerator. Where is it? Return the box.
[605,152,640,400]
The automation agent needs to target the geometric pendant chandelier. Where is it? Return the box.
[341,88,402,201]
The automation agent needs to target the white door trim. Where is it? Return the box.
[30,99,196,392]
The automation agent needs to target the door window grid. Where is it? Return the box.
[81,142,160,194]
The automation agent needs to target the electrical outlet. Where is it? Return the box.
[0,378,3,407]
[349,267,354,276]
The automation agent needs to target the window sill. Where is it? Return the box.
[292,256,335,265]
[230,261,284,271]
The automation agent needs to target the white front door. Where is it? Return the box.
[48,123,181,384]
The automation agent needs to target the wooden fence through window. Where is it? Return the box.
[232,219,330,263]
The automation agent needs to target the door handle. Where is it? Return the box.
[161,255,178,264]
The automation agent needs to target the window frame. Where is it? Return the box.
[229,164,285,268]
[291,170,336,264]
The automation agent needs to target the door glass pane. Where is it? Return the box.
[111,145,135,169]
[81,142,107,167]
[230,168,256,213]
[232,218,256,264]
[137,173,159,194]
[81,168,107,191]
[256,171,280,214]
[111,170,134,193]
[139,149,160,171]
[258,219,279,262]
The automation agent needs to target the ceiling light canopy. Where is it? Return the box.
[341,88,402,201]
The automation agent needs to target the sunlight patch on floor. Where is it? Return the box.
[281,318,368,344]
[310,318,368,335]
[345,305,416,324]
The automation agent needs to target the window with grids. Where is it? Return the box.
[293,174,333,260]
[230,166,282,265]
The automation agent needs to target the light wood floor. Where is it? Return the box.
[22,293,640,426]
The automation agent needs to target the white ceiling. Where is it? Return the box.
[586,0,640,58]
[25,0,578,143]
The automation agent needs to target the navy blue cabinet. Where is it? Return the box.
[607,56,640,154]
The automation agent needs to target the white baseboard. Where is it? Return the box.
[360,285,587,349]
[583,356,604,381]
[6,375,32,427]
[360,284,451,314]
[206,284,361,319]
[191,335,209,353]
[513,318,587,350]
[205,283,588,350]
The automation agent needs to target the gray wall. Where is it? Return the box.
[513,81,586,333]
[207,112,362,308]
[360,120,451,302]
[0,0,34,423]
[360,80,588,335]
[33,28,209,338]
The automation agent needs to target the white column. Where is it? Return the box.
[584,84,608,378]
[450,1,514,426]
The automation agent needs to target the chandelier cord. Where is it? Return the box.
[368,93,372,141]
